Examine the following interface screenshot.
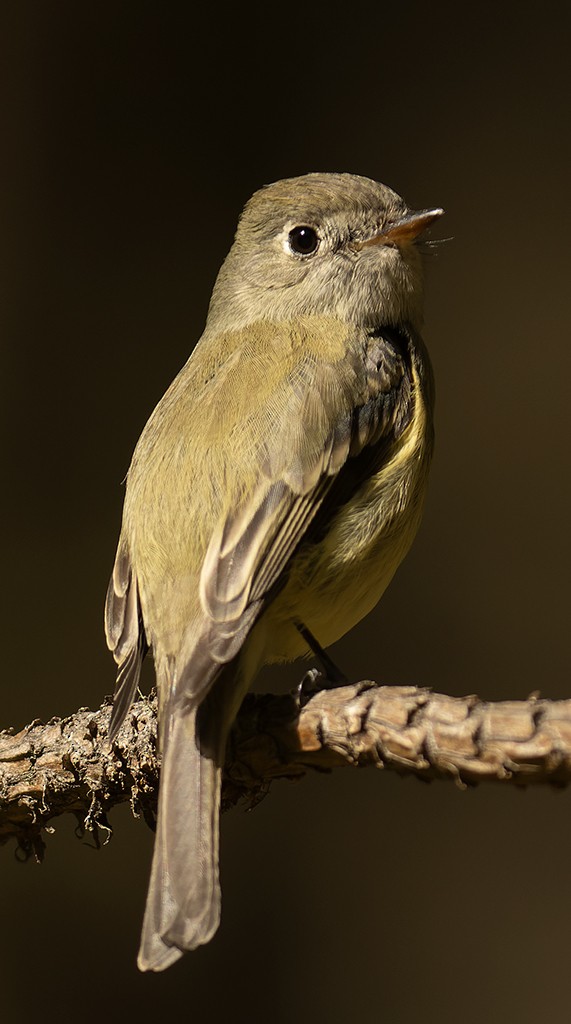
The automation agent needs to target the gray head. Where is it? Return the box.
[205,173,442,335]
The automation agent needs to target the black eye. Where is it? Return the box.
[288,225,319,255]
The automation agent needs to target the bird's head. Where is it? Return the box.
[206,172,443,334]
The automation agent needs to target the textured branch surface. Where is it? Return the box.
[2,683,571,857]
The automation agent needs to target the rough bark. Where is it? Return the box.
[2,682,571,859]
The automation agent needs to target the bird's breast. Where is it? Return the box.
[257,364,433,662]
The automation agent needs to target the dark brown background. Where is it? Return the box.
[2,3,571,1021]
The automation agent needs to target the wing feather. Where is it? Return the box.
[105,540,148,740]
[196,326,414,674]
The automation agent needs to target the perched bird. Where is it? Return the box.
[105,172,442,971]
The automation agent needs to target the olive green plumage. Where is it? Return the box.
[105,172,441,971]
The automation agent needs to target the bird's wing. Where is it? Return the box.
[189,323,415,700]
[104,539,148,740]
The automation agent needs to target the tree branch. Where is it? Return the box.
[2,682,571,858]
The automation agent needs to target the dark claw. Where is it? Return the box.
[296,668,325,708]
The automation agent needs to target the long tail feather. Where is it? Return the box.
[137,701,224,972]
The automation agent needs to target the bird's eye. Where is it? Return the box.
[287,225,320,256]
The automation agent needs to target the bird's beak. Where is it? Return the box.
[360,207,444,248]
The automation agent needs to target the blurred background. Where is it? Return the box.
[2,2,571,1021]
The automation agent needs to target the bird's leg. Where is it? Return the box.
[295,620,347,683]
[294,620,349,705]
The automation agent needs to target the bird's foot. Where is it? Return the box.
[296,668,326,708]
[295,667,377,709]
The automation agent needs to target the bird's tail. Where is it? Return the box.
[137,687,225,972]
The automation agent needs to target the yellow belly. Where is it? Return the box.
[253,386,432,665]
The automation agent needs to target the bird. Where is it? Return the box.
[104,171,442,971]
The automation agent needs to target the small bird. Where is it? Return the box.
[105,172,442,971]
